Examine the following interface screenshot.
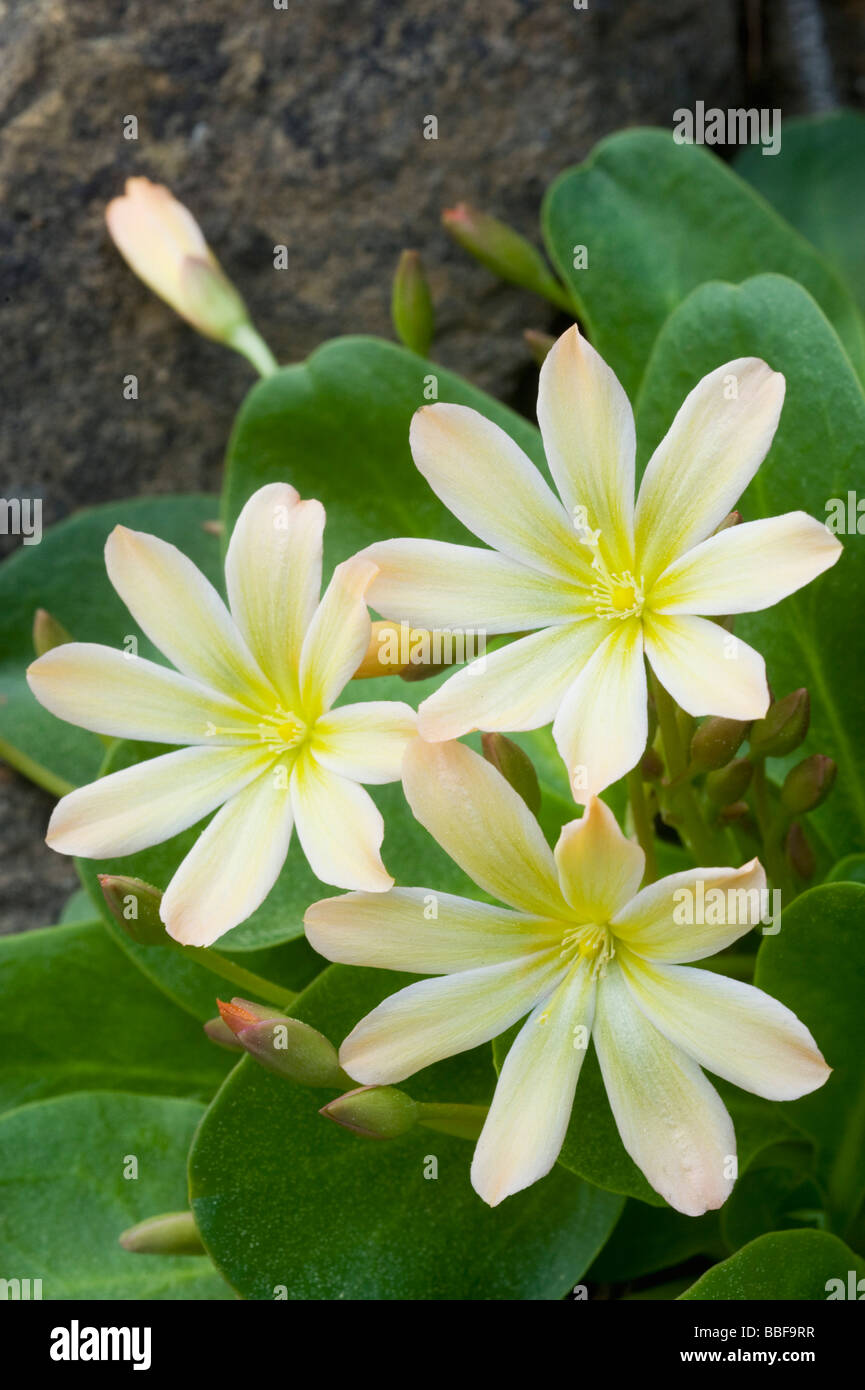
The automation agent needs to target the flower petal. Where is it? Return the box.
[340,951,565,1084]
[225,482,325,703]
[471,962,596,1206]
[161,767,294,947]
[364,537,588,634]
[45,745,272,858]
[634,358,786,586]
[402,738,567,916]
[644,612,769,720]
[409,403,589,582]
[311,701,417,784]
[305,887,563,973]
[611,858,768,962]
[298,556,377,719]
[619,954,830,1102]
[418,619,607,741]
[554,797,644,923]
[594,962,736,1216]
[290,747,392,891]
[27,642,264,745]
[649,511,843,616]
[552,617,647,801]
[105,525,275,705]
[536,324,636,574]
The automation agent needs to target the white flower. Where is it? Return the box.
[306,739,829,1215]
[28,484,417,946]
[361,326,842,799]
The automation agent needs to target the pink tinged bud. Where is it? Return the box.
[320,1085,419,1139]
[98,875,165,944]
[481,732,541,816]
[104,178,276,375]
[781,755,837,815]
[119,1211,204,1255]
[785,821,816,880]
[217,998,345,1087]
[32,608,73,657]
[391,250,435,356]
[750,688,811,759]
[441,203,570,309]
[203,1017,245,1052]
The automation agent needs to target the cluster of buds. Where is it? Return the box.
[210,998,349,1088]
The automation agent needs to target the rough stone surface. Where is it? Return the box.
[0,0,861,930]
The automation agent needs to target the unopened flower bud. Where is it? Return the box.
[105,178,276,375]
[718,800,750,825]
[785,821,816,880]
[442,203,570,309]
[523,329,556,365]
[32,608,73,657]
[481,732,541,815]
[217,998,346,1087]
[391,250,434,356]
[640,747,664,782]
[781,755,837,815]
[749,688,810,759]
[705,756,753,805]
[353,620,451,681]
[119,1211,204,1255]
[203,1016,245,1051]
[690,717,750,771]
[98,874,165,944]
[320,1085,419,1139]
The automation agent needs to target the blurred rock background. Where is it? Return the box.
[1,0,863,930]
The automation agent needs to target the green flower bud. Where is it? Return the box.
[391,250,434,356]
[781,754,837,815]
[217,998,346,1087]
[320,1085,419,1139]
[705,756,753,805]
[442,203,570,309]
[119,1211,204,1256]
[98,875,165,944]
[481,732,541,815]
[749,688,810,759]
[32,608,73,657]
[203,1016,245,1052]
[690,717,750,771]
[640,747,665,782]
[718,800,750,825]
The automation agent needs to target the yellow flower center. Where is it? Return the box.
[257,707,307,753]
[559,922,616,977]
[591,567,644,621]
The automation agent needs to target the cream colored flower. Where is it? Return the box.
[106,177,275,374]
[361,326,841,800]
[306,739,829,1215]
[28,484,416,946]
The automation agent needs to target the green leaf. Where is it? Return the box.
[635,273,865,855]
[825,854,865,886]
[542,128,865,396]
[588,1200,722,1284]
[222,334,549,549]
[679,1229,865,1300]
[756,881,865,1233]
[190,963,623,1299]
[735,111,865,313]
[0,919,234,1113]
[0,494,223,792]
[0,1092,232,1299]
[721,1160,824,1253]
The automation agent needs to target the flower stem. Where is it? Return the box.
[650,672,719,865]
[229,324,279,378]
[176,944,297,1010]
[751,759,793,897]
[627,766,657,883]
[0,737,74,798]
